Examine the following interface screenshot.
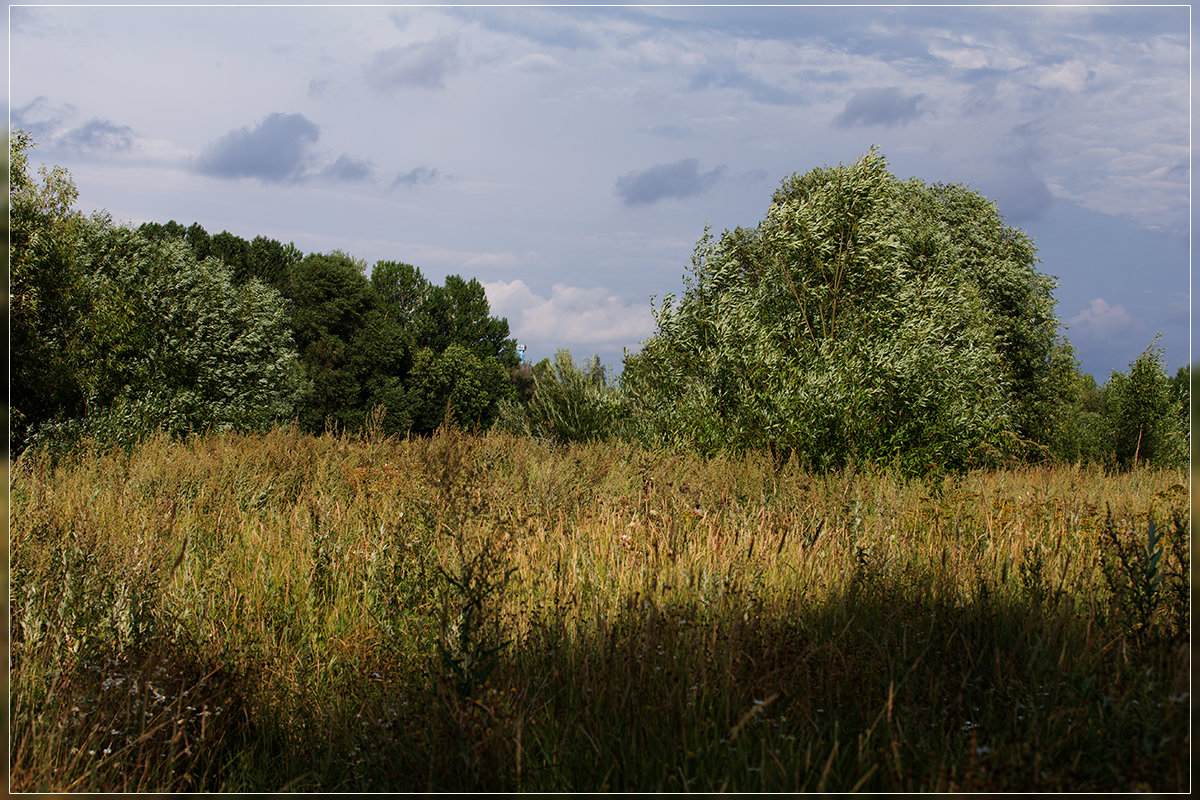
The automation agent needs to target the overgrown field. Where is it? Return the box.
[9,426,1191,792]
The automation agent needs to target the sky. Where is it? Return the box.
[8,1,1192,381]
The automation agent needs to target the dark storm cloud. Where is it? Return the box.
[391,166,440,189]
[365,37,461,93]
[833,87,926,128]
[193,112,320,183]
[615,158,726,207]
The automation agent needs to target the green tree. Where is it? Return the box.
[247,235,302,290]
[210,230,252,283]
[1167,363,1191,449]
[372,259,431,322]
[1042,340,1109,465]
[405,344,514,435]
[10,131,88,452]
[184,222,212,261]
[138,219,188,244]
[623,149,1067,473]
[418,274,518,366]
[53,216,305,445]
[1103,338,1186,469]
[139,221,300,291]
[285,250,408,433]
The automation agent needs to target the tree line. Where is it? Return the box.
[11,130,522,453]
[10,134,1189,472]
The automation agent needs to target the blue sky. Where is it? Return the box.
[8,2,1191,381]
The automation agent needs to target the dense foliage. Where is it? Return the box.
[10,132,518,451]
[618,149,1186,472]
[622,150,1056,471]
[10,135,1187,470]
[496,350,626,444]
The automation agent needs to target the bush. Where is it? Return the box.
[496,350,625,445]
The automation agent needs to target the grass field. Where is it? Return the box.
[9,425,1191,792]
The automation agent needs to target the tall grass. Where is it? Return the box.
[10,426,1190,791]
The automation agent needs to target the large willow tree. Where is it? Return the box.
[623,148,1066,473]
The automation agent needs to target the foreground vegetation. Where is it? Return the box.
[11,426,1190,792]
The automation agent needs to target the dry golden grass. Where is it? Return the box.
[9,426,1191,792]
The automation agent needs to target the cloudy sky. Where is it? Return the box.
[9,2,1191,381]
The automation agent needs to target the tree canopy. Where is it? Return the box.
[9,133,521,452]
[622,148,1069,473]
[11,135,1183,471]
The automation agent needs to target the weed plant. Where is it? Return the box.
[10,427,1191,792]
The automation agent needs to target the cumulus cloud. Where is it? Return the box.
[193,112,320,182]
[483,279,655,347]
[365,37,461,92]
[1067,298,1137,343]
[391,166,440,189]
[833,86,926,128]
[615,158,726,206]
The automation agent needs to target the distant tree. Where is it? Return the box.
[139,221,300,291]
[405,344,514,435]
[1043,340,1109,465]
[1103,338,1186,469]
[372,260,431,322]
[1167,363,1190,445]
[417,274,518,367]
[247,235,302,290]
[285,250,402,432]
[496,349,624,444]
[67,217,304,444]
[185,222,212,261]
[623,148,1066,473]
[210,230,252,283]
[138,219,187,244]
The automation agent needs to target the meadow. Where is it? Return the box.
[9,424,1191,792]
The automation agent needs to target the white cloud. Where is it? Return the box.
[1067,298,1137,343]
[483,279,655,349]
